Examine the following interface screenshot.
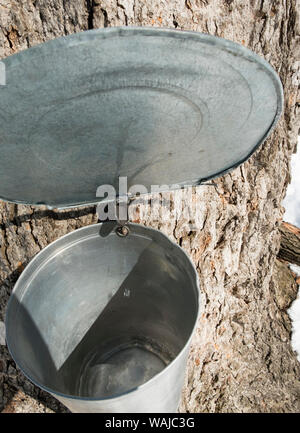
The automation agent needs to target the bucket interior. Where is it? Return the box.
[6,223,199,399]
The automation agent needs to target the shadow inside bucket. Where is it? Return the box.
[6,238,197,400]
[57,240,189,398]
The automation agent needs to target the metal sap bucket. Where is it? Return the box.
[5,223,199,413]
[1,26,283,414]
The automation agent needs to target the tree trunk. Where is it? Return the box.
[0,0,299,413]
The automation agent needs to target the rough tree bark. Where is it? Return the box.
[278,222,300,266]
[0,0,299,413]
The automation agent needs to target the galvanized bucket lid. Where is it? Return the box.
[0,27,283,208]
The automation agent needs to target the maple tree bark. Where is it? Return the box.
[278,222,300,266]
[0,0,299,412]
